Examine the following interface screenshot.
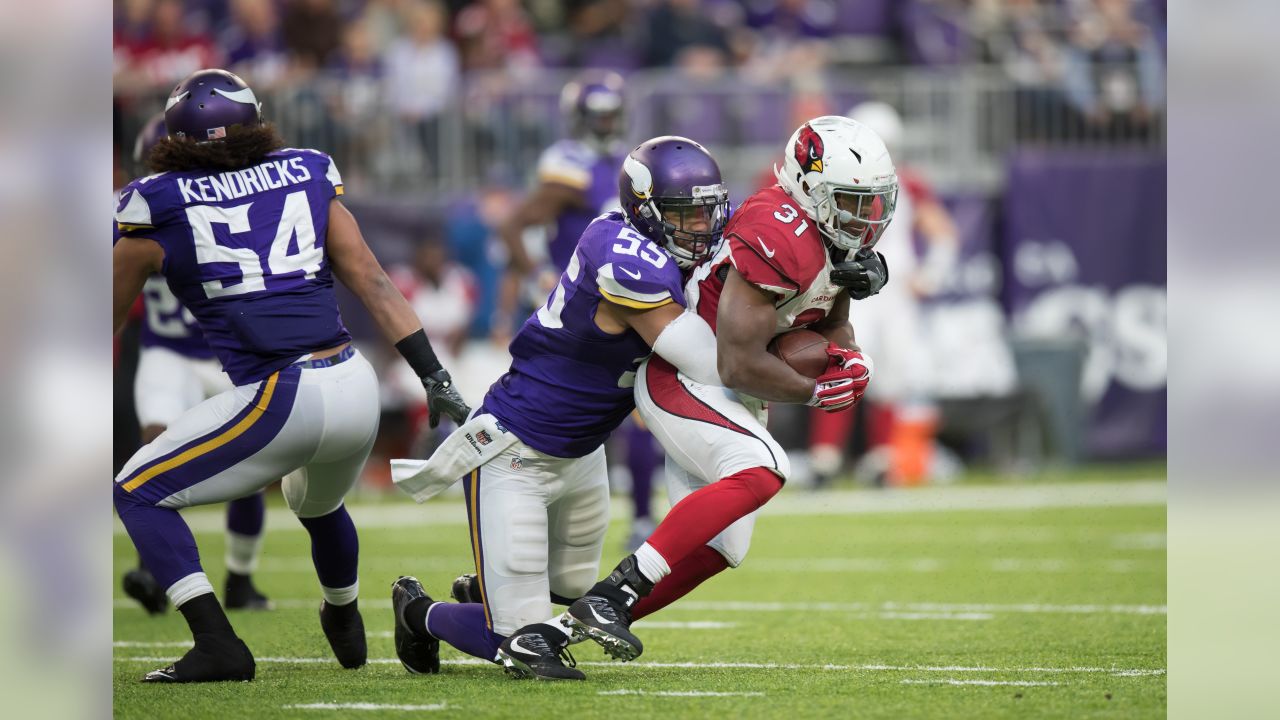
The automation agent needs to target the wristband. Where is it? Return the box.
[395,329,443,378]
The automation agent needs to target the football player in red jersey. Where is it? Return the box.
[497,117,899,673]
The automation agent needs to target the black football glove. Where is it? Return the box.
[421,369,470,428]
[830,249,889,300]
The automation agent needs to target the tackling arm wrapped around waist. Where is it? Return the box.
[389,413,518,502]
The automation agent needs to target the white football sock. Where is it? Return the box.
[321,581,359,607]
[168,572,215,608]
[634,542,672,584]
[224,531,264,575]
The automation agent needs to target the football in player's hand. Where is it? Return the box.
[767,329,830,378]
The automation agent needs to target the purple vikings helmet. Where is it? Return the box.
[163,69,262,142]
[131,112,167,171]
[619,136,730,269]
[561,71,625,148]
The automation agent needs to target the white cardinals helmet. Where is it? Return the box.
[774,115,898,252]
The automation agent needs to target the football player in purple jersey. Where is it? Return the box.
[495,70,665,553]
[389,136,729,680]
[119,113,274,616]
[112,69,469,683]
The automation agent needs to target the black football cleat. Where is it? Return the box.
[391,576,440,674]
[450,573,483,604]
[224,572,273,611]
[122,568,169,616]
[319,600,367,669]
[141,633,254,683]
[497,623,585,681]
[564,594,644,661]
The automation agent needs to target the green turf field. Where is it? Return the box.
[113,479,1166,719]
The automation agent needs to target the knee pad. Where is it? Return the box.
[552,498,610,547]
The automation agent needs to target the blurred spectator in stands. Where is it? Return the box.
[326,19,387,186]
[384,0,460,169]
[362,0,412,56]
[282,0,343,70]
[970,0,1074,140]
[1063,0,1165,137]
[741,0,836,42]
[222,0,289,89]
[114,0,221,93]
[559,0,636,70]
[642,0,733,67]
[454,0,542,73]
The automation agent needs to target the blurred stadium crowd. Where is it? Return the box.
[112,0,1167,490]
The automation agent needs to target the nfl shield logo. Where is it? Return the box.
[475,430,492,446]
[510,457,523,471]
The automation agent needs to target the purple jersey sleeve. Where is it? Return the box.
[584,216,686,311]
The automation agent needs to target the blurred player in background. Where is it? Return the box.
[494,71,662,552]
[387,234,478,455]
[506,117,895,674]
[120,113,272,616]
[388,137,730,681]
[803,101,960,487]
[113,69,469,683]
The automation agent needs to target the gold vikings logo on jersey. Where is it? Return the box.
[795,123,824,174]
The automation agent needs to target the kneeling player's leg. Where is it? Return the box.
[547,446,611,601]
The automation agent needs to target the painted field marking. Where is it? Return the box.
[111,641,193,648]
[365,622,739,638]
[282,703,448,711]
[114,655,1164,678]
[632,621,739,629]
[901,679,1061,687]
[599,690,765,697]
[115,598,1165,616]
[674,600,1167,615]
[113,480,1165,534]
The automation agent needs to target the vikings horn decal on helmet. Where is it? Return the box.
[775,115,899,252]
[618,136,729,269]
[164,68,263,143]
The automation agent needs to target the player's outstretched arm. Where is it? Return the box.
[113,237,163,334]
[715,268,816,403]
[613,301,721,386]
[327,199,471,426]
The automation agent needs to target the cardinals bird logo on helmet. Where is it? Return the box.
[794,123,825,175]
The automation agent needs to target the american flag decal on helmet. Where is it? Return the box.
[794,123,824,174]
[207,126,227,140]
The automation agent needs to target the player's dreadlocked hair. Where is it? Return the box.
[147,123,285,174]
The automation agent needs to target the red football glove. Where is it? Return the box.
[806,344,874,412]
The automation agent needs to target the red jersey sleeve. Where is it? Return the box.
[723,187,820,298]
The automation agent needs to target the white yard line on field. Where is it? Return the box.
[282,703,448,712]
[114,598,1166,616]
[113,480,1165,535]
[114,655,1164,678]
[901,679,1061,687]
[599,690,765,697]
[674,600,1167,615]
